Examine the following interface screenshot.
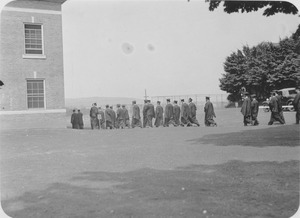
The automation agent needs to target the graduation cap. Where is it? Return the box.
[181,99,184,102]
[206,96,210,100]
[166,99,170,102]
[174,100,178,104]
[0,80,4,86]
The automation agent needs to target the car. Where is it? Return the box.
[262,87,297,112]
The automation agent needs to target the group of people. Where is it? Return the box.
[71,88,300,129]
[240,88,300,126]
[70,109,84,129]
[71,97,217,130]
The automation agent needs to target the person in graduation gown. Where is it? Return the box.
[71,109,77,129]
[250,95,259,126]
[105,105,113,129]
[188,98,200,126]
[146,100,155,127]
[110,106,117,129]
[77,109,84,129]
[98,107,106,129]
[116,104,126,129]
[293,88,300,124]
[142,100,149,128]
[180,99,191,127]
[154,101,164,127]
[204,97,217,127]
[276,91,285,124]
[122,105,130,128]
[241,93,252,126]
[173,100,181,126]
[131,101,142,128]
[164,99,176,127]
[268,92,285,125]
[90,103,99,130]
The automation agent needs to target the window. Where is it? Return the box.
[24,24,43,55]
[289,90,297,95]
[27,80,45,109]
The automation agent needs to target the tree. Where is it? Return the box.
[219,25,300,101]
[208,1,298,17]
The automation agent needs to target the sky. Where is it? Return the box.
[9,0,300,99]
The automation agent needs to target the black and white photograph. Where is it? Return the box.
[0,0,299,217]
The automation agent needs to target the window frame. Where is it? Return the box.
[26,79,46,110]
[23,23,46,59]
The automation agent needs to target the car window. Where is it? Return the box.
[289,90,297,95]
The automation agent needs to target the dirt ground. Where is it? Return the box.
[0,108,299,218]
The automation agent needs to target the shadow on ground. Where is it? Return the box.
[189,124,300,147]
[2,161,299,218]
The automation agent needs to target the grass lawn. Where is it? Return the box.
[1,108,299,218]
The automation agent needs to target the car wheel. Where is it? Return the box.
[262,103,269,112]
[287,101,295,112]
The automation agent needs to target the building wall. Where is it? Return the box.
[0,0,65,111]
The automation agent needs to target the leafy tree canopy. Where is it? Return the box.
[208,1,298,17]
[219,25,300,102]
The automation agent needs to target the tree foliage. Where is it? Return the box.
[209,1,298,17]
[219,25,300,101]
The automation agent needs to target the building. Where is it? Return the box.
[0,0,67,113]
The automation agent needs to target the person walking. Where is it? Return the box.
[110,106,117,129]
[90,103,98,130]
[250,95,259,126]
[188,98,200,126]
[173,100,181,126]
[105,105,114,129]
[131,101,142,128]
[241,93,252,126]
[164,99,176,127]
[142,100,149,128]
[180,99,191,127]
[78,109,84,129]
[71,109,77,129]
[146,100,155,127]
[98,107,106,129]
[154,101,164,127]
[204,97,217,127]
[122,105,130,128]
[276,91,285,124]
[293,87,300,124]
[116,104,126,129]
[268,92,285,125]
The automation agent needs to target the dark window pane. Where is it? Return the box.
[28,102,33,108]
[25,49,43,54]
[27,82,32,89]
[32,102,38,108]
[25,24,41,30]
